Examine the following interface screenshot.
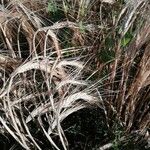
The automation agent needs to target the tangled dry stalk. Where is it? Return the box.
[0,1,100,149]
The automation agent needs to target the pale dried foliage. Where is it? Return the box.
[0,0,150,149]
[101,0,150,136]
[0,0,99,149]
[96,1,150,149]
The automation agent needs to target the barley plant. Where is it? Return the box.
[0,0,149,150]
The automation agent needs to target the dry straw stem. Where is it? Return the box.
[102,0,115,4]
[0,54,98,149]
[123,23,150,130]
[105,1,150,135]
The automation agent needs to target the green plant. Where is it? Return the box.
[48,0,58,13]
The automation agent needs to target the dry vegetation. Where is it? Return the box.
[0,0,149,150]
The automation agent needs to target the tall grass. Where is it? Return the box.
[0,0,149,149]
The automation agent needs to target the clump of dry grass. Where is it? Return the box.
[0,55,98,149]
[0,0,100,149]
[105,0,150,130]
[95,0,150,148]
[0,0,150,149]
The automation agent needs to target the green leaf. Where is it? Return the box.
[121,32,133,47]
[48,1,57,13]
